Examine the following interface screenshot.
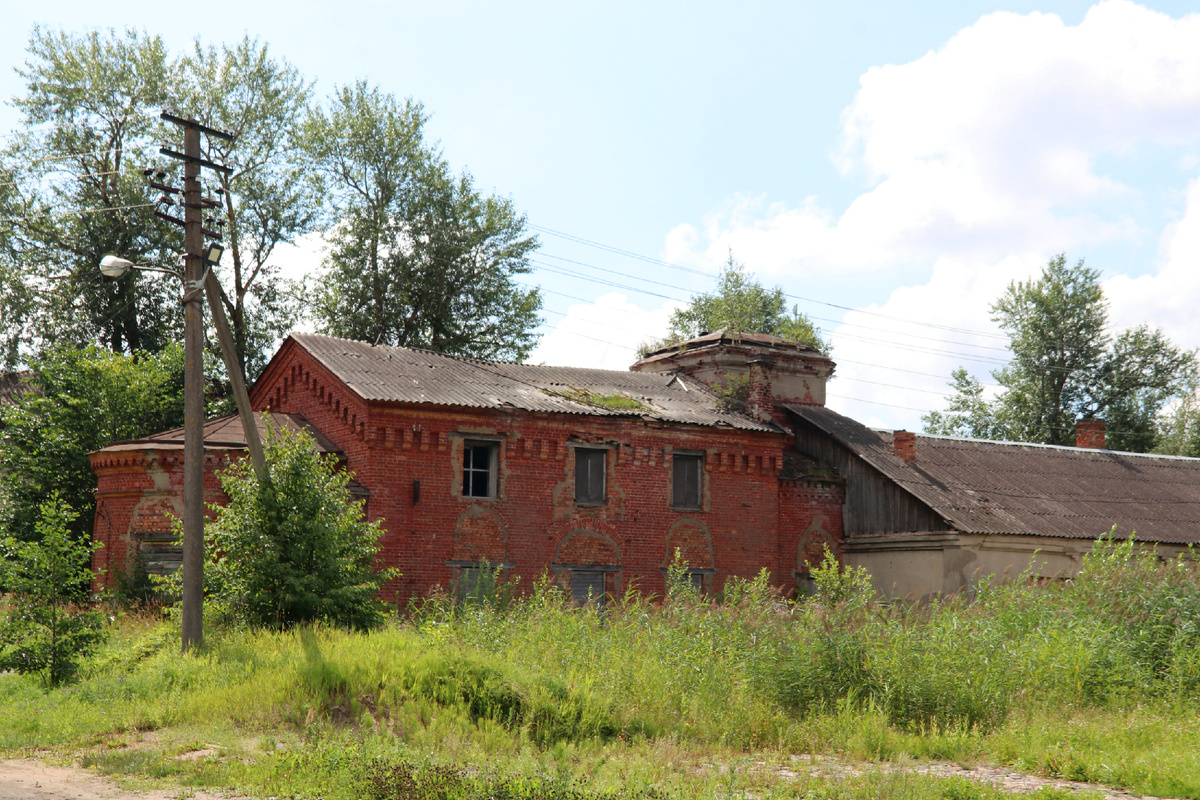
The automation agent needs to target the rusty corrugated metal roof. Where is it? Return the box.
[289,333,776,433]
[96,412,342,456]
[789,404,1200,544]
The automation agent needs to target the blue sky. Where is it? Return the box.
[4,1,1200,430]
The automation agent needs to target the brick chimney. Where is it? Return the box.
[892,430,916,462]
[1075,418,1107,450]
[630,330,836,418]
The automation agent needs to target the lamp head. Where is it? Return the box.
[99,254,133,278]
[203,243,224,267]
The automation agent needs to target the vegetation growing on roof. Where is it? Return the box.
[544,386,651,412]
[711,374,750,414]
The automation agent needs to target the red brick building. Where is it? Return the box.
[90,331,845,603]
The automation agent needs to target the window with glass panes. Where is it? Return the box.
[574,447,606,505]
[462,442,497,498]
[672,453,703,510]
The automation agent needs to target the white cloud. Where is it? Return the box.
[529,293,682,370]
[654,1,1200,429]
[666,1,1200,279]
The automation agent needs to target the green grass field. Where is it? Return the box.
[4,541,1200,799]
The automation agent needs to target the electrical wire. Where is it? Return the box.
[0,169,122,191]
[531,223,1010,340]
[0,202,154,225]
[536,250,1012,354]
[27,143,159,168]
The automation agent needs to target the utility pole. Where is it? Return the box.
[157,111,238,653]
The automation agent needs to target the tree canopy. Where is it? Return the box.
[648,254,828,355]
[923,255,1196,452]
[0,29,315,376]
[0,344,184,548]
[302,82,542,362]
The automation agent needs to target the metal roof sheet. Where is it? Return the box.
[96,412,341,455]
[788,404,1200,544]
[287,333,776,433]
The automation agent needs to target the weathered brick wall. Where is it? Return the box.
[89,447,235,592]
[249,342,846,605]
[88,340,848,605]
[778,475,846,595]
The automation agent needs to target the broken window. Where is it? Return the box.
[574,447,606,505]
[672,453,703,510]
[463,441,498,498]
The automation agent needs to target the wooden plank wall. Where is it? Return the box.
[793,423,944,536]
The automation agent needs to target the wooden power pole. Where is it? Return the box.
[157,111,266,653]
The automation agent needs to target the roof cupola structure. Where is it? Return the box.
[630,330,836,423]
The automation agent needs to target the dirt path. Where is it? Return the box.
[0,755,1185,799]
[0,759,248,800]
[781,755,1183,800]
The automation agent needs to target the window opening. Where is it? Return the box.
[463,441,498,498]
[574,447,606,505]
[672,453,703,510]
[570,570,606,608]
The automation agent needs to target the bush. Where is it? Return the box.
[204,420,395,630]
[0,494,106,686]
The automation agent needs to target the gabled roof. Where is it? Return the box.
[788,404,1200,544]
[94,412,341,456]
[276,333,777,433]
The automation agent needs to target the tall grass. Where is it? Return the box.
[5,537,1200,797]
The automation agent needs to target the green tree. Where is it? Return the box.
[655,253,829,354]
[0,344,184,548]
[204,421,393,630]
[1155,377,1200,457]
[1,27,183,359]
[920,368,997,440]
[0,28,315,374]
[923,255,1196,451]
[0,494,106,686]
[178,36,314,378]
[303,82,542,361]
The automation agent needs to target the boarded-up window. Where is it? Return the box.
[463,442,498,498]
[574,448,606,505]
[672,453,703,510]
[455,563,501,603]
[571,570,606,607]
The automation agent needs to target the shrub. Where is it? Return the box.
[204,420,395,630]
[0,494,106,686]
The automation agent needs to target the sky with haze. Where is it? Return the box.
[3,1,1200,432]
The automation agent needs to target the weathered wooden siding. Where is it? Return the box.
[792,421,945,536]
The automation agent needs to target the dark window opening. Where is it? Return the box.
[463,442,498,498]
[672,453,703,510]
[570,570,606,607]
[574,448,606,505]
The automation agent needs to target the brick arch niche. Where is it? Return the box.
[552,529,621,606]
[796,514,836,595]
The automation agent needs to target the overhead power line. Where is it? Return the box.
[0,201,154,224]
[536,250,1012,354]
[530,223,1009,341]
